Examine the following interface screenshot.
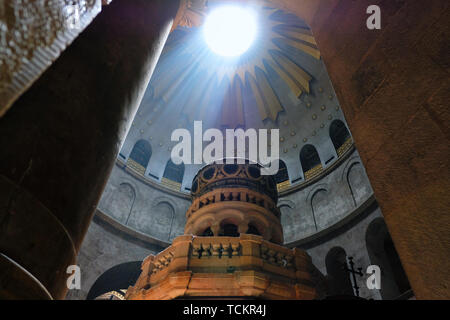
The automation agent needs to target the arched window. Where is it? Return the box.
[329,120,351,156]
[128,140,152,174]
[325,247,354,297]
[161,159,185,190]
[274,160,290,191]
[366,218,412,299]
[300,144,322,179]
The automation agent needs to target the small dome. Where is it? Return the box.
[191,159,278,203]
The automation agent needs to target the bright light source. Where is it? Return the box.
[203,6,257,57]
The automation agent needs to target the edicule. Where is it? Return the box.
[125,161,326,300]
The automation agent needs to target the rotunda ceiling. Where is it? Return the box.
[118,0,353,194]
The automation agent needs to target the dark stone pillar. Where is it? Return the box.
[0,0,180,299]
[276,0,450,299]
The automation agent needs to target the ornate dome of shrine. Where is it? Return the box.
[191,160,278,202]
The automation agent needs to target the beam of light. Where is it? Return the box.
[203,6,258,57]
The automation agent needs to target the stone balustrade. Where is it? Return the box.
[125,234,325,300]
[187,187,280,219]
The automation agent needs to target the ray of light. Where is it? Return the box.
[221,75,245,128]
[270,50,312,94]
[144,3,321,127]
[274,37,321,60]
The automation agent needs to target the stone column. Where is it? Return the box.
[0,0,180,299]
[271,0,450,299]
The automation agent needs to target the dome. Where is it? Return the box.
[191,160,278,203]
[118,2,353,195]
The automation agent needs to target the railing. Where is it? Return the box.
[161,177,181,191]
[337,137,353,157]
[186,188,280,219]
[304,164,323,181]
[126,234,326,300]
[142,234,312,281]
[276,180,291,192]
[126,158,146,175]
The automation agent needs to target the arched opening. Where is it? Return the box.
[201,227,214,237]
[128,140,152,174]
[219,224,239,237]
[300,144,322,180]
[246,224,261,236]
[162,159,185,191]
[329,120,351,156]
[86,261,142,300]
[366,218,412,299]
[325,247,354,297]
[274,160,290,192]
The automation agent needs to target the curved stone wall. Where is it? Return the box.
[67,146,387,300]
[97,165,190,244]
[95,146,373,246]
[279,148,373,243]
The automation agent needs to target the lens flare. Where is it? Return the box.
[203,6,258,57]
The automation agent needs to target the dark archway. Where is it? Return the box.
[325,247,354,297]
[163,159,185,184]
[274,159,289,184]
[300,144,321,176]
[86,261,142,300]
[274,159,290,192]
[201,227,214,236]
[329,120,350,153]
[129,140,152,169]
[219,224,239,237]
[366,218,411,299]
[246,224,261,236]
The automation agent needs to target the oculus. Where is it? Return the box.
[203,6,258,57]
